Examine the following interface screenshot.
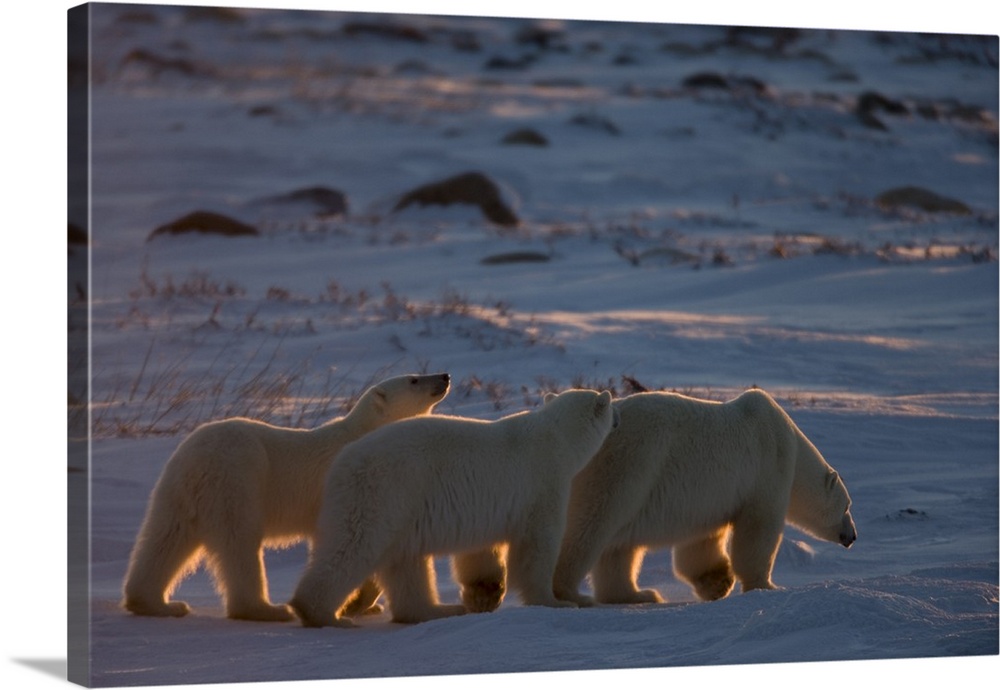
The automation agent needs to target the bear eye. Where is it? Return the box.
[409,377,418,385]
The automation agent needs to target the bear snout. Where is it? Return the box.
[839,514,857,548]
[431,373,451,396]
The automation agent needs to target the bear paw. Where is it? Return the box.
[460,579,506,613]
[392,603,467,624]
[633,588,665,604]
[341,594,384,617]
[541,599,578,609]
[597,588,664,605]
[289,598,358,628]
[741,580,779,593]
[124,598,191,618]
[341,579,383,617]
[692,566,736,601]
[228,602,296,622]
[552,585,596,607]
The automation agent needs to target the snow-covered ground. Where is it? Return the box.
[8,1,1000,689]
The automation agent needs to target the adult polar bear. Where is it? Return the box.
[289,389,620,627]
[122,372,451,621]
[456,388,855,609]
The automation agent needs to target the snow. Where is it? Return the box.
[6,1,1000,689]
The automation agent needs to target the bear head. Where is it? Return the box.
[789,460,857,549]
[540,389,620,465]
[357,373,451,423]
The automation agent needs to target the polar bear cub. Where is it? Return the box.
[289,389,620,627]
[122,373,451,621]
[550,388,856,605]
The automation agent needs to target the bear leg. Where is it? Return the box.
[204,537,294,622]
[551,525,598,605]
[552,541,598,606]
[672,528,736,601]
[340,578,384,617]
[380,555,466,624]
[508,528,577,609]
[553,473,647,606]
[730,507,784,592]
[291,474,403,627]
[451,545,508,613]
[289,560,366,628]
[592,545,664,605]
[122,511,201,617]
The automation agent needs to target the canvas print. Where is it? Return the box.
[68,2,998,687]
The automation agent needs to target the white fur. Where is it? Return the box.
[122,373,451,621]
[553,388,856,605]
[289,389,619,627]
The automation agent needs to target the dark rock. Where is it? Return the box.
[393,172,519,227]
[887,508,929,521]
[636,246,700,265]
[568,113,621,136]
[449,30,481,53]
[828,68,860,83]
[725,26,802,54]
[660,42,702,57]
[394,59,434,75]
[532,78,584,89]
[682,72,769,95]
[942,101,992,125]
[261,186,349,217]
[248,104,280,118]
[342,22,428,43]
[149,210,258,240]
[857,91,909,130]
[114,9,159,25]
[501,128,549,147]
[875,186,972,215]
[480,251,550,265]
[484,54,536,70]
[515,24,565,50]
[969,246,996,263]
[183,6,245,24]
[121,49,205,78]
[682,72,730,89]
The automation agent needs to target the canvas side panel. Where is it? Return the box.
[67,3,92,687]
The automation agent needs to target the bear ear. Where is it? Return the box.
[595,390,612,415]
[372,387,388,413]
[543,392,558,405]
[824,470,840,491]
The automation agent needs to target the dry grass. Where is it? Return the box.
[82,263,568,438]
[87,338,371,438]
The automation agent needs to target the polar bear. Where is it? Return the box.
[122,372,451,621]
[288,389,619,627]
[554,388,856,604]
[457,388,856,608]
